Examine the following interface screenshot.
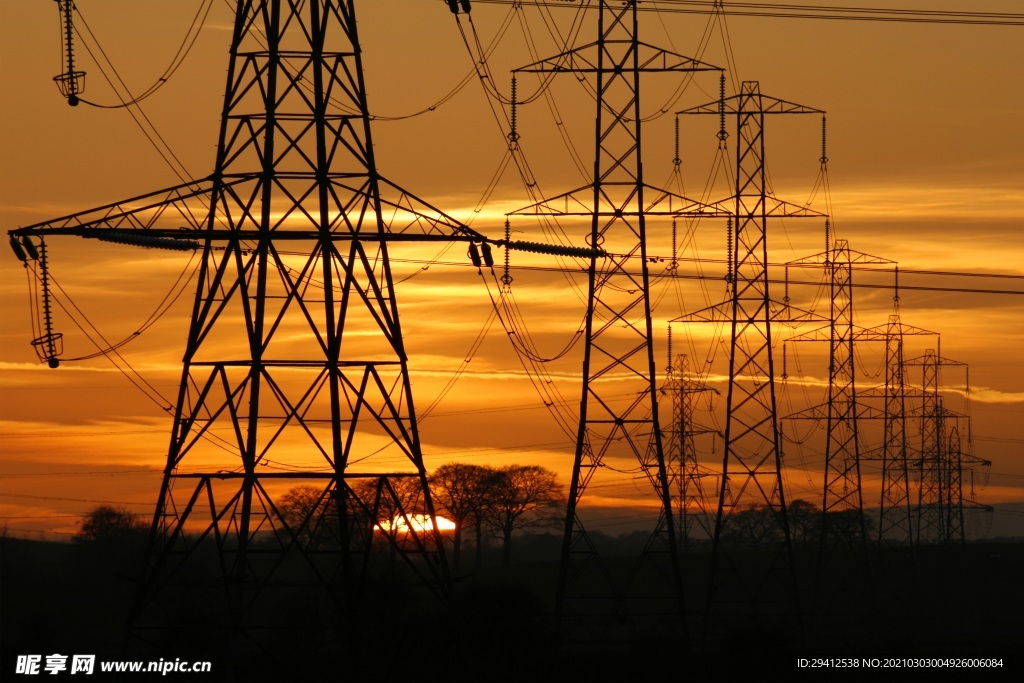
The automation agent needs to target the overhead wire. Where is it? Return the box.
[373,4,522,120]
[381,253,1024,295]
[28,270,242,459]
[470,1,1024,26]
[44,273,174,413]
[72,0,216,109]
[447,1,596,309]
[479,270,582,441]
[70,5,196,183]
[51,251,199,362]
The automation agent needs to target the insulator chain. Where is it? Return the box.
[18,237,63,368]
[782,343,789,380]
[55,0,85,106]
[824,219,831,262]
[666,325,673,377]
[446,0,472,14]
[500,219,513,288]
[673,116,681,167]
[725,217,734,292]
[39,240,57,359]
[717,73,728,145]
[893,265,900,304]
[468,241,494,275]
[508,76,520,144]
[670,218,678,272]
[784,265,790,307]
[820,115,828,166]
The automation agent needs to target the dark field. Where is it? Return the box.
[2,535,1022,682]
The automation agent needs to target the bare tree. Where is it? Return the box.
[349,476,426,526]
[720,503,785,550]
[277,484,333,549]
[484,465,565,566]
[429,463,497,570]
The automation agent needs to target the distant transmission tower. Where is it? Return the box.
[785,239,892,595]
[906,348,970,544]
[857,282,937,547]
[509,0,721,641]
[10,0,496,667]
[674,81,825,634]
[663,349,718,551]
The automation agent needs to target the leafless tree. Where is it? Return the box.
[720,503,785,550]
[277,484,334,549]
[429,462,498,570]
[484,465,565,566]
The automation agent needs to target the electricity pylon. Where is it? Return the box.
[662,351,719,551]
[857,294,937,547]
[905,348,970,544]
[508,0,721,641]
[674,81,825,635]
[9,0,495,666]
[784,239,891,598]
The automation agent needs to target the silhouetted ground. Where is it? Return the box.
[2,535,1022,682]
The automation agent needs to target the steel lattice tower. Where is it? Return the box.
[858,302,937,546]
[785,240,892,584]
[878,313,915,545]
[664,352,718,551]
[906,349,968,544]
[10,0,492,665]
[509,0,721,641]
[675,81,825,633]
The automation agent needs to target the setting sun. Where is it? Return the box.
[375,513,457,535]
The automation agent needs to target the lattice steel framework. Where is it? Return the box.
[9,0,491,664]
[945,425,967,543]
[674,82,824,630]
[509,0,721,641]
[785,241,891,564]
[906,349,969,545]
[879,314,914,545]
[858,307,936,546]
[663,353,718,550]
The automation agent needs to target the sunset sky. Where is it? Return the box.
[1,0,1022,540]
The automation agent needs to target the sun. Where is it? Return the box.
[375,514,457,535]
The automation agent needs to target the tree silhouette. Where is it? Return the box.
[484,465,565,566]
[788,498,821,549]
[277,484,335,550]
[75,505,147,544]
[429,463,497,570]
[720,503,785,550]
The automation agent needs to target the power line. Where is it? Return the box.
[0,470,162,479]
[386,256,1024,296]
[471,1,1024,26]
[0,491,153,507]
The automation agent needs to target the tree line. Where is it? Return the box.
[74,463,566,570]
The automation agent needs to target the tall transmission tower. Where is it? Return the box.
[9,0,498,667]
[509,0,721,641]
[674,81,825,634]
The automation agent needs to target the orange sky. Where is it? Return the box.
[1,1,1022,540]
